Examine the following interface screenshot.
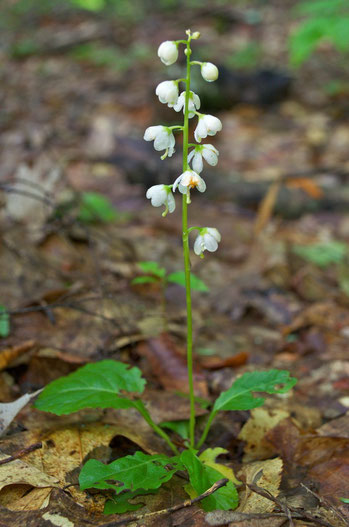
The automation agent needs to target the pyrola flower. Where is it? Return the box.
[188,144,219,173]
[155,80,179,107]
[146,184,175,216]
[144,125,175,158]
[157,41,178,66]
[194,228,221,256]
[201,62,219,82]
[194,114,222,142]
[173,170,206,194]
[174,91,200,118]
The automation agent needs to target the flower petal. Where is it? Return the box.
[154,129,170,151]
[192,152,203,173]
[202,146,218,166]
[203,233,218,252]
[194,235,204,255]
[197,177,206,192]
[144,125,162,141]
[206,227,221,242]
[167,192,176,213]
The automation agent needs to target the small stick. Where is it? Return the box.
[0,442,42,466]
[300,483,348,527]
[247,483,335,527]
[99,478,229,527]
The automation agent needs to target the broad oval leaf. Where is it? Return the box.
[35,360,146,415]
[79,451,180,492]
[213,369,297,413]
[180,449,238,512]
[167,271,209,292]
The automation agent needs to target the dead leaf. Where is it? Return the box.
[238,407,290,461]
[237,458,283,513]
[0,452,59,492]
[0,341,36,371]
[199,351,249,370]
[0,390,42,436]
[137,334,208,397]
[286,177,324,199]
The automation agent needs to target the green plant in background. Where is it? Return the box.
[0,305,10,338]
[226,42,261,70]
[35,30,297,515]
[290,0,349,66]
[132,260,209,292]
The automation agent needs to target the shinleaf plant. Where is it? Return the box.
[35,30,297,515]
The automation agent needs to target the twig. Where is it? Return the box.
[247,483,335,527]
[0,442,42,465]
[300,483,349,527]
[98,478,229,527]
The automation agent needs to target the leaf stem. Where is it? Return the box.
[134,400,179,455]
[195,409,216,449]
[182,37,196,448]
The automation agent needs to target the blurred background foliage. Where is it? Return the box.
[2,0,349,71]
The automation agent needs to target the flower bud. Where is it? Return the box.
[157,41,178,66]
[201,62,219,82]
[192,31,200,39]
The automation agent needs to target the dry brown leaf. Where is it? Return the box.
[0,341,36,371]
[0,452,59,492]
[286,177,324,199]
[237,458,283,513]
[238,407,289,462]
[137,333,208,397]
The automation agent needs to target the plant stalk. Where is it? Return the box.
[182,36,196,448]
[134,400,179,455]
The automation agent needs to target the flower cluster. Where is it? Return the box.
[144,31,222,257]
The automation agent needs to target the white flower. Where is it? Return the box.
[155,80,179,107]
[157,41,178,66]
[201,62,219,82]
[194,114,222,143]
[144,125,175,158]
[188,144,219,173]
[146,184,175,216]
[173,170,206,194]
[194,228,221,256]
[174,91,201,118]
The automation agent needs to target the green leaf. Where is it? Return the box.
[180,450,238,512]
[104,489,156,514]
[340,497,349,503]
[213,370,297,413]
[167,271,209,292]
[69,0,105,11]
[138,261,166,278]
[79,452,180,493]
[131,276,159,285]
[0,305,10,338]
[289,17,330,67]
[292,241,347,267]
[160,420,190,440]
[295,0,345,16]
[35,360,145,415]
[77,192,119,223]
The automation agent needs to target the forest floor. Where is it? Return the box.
[0,1,348,526]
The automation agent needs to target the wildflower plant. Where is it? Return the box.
[35,31,297,515]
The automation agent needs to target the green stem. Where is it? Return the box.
[195,409,217,449]
[134,400,179,455]
[182,37,196,448]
